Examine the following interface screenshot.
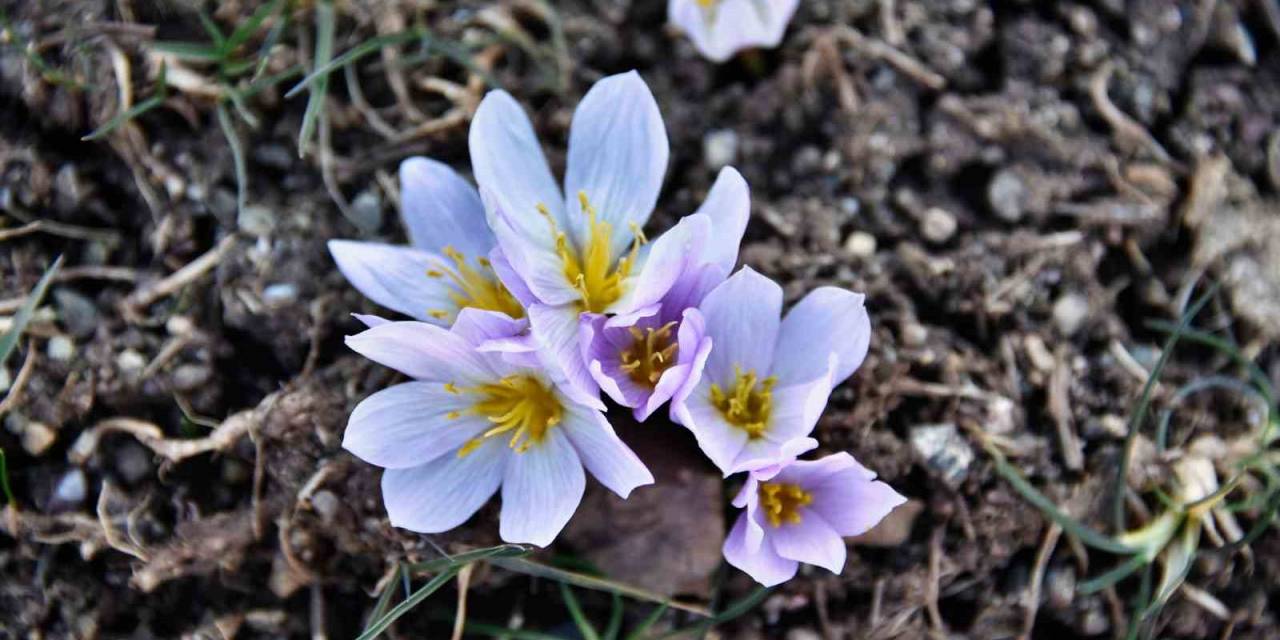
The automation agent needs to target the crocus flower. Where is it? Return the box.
[668,0,800,63]
[580,166,750,421]
[328,157,532,326]
[671,267,871,475]
[723,452,905,586]
[341,309,653,546]
[469,70,708,402]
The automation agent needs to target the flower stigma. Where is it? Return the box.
[709,367,776,438]
[537,192,645,314]
[426,246,525,321]
[447,375,563,456]
[618,321,679,387]
[758,482,813,527]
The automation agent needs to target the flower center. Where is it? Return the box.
[709,367,776,439]
[758,482,813,527]
[426,246,525,321]
[447,375,563,456]
[618,321,679,388]
[538,192,645,314]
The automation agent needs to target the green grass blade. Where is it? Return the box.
[0,255,63,367]
[1078,553,1148,594]
[215,102,248,220]
[602,593,624,640]
[83,63,168,141]
[250,4,289,81]
[982,441,1140,555]
[404,544,529,574]
[362,564,402,633]
[1154,376,1268,451]
[284,29,426,98]
[356,564,462,640]
[490,557,709,616]
[0,448,14,506]
[455,620,570,640]
[297,0,335,156]
[224,0,284,53]
[197,11,228,50]
[1113,284,1219,530]
[1144,319,1275,406]
[559,583,601,640]
[623,603,669,640]
[150,40,224,61]
[657,587,771,639]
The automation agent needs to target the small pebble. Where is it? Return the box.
[23,421,56,455]
[262,283,299,307]
[1046,565,1077,610]
[47,335,74,361]
[843,231,877,258]
[988,168,1027,222]
[54,289,99,338]
[1052,293,1090,336]
[171,363,212,391]
[921,207,957,243]
[910,423,973,488]
[349,189,383,234]
[237,204,277,238]
[114,442,153,485]
[703,129,738,169]
[117,349,147,377]
[310,490,340,525]
[49,468,87,510]
[902,322,928,347]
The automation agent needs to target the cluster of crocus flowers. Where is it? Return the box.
[668,0,800,62]
[331,70,904,585]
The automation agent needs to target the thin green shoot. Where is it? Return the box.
[602,593,624,640]
[0,255,63,367]
[357,564,463,640]
[1144,319,1275,408]
[363,563,402,632]
[657,586,772,639]
[1154,376,1268,451]
[1077,553,1148,595]
[623,603,669,640]
[404,544,529,574]
[285,29,427,98]
[297,0,335,156]
[559,583,601,640]
[490,556,709,616]
[1113,283,1219,530]
[82,63,169,140]
[215,102,248,219]
[0,448,15,506]
[453,620,570,640]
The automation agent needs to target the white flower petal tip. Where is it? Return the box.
[669,0,801,63]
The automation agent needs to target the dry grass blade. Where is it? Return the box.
[298,0,335,157]
[489,557,710,617]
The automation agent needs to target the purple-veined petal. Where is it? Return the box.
[740,437,819,480]
[635,306,710,421]
[611,212,709,315]
[772,287,871,388]
[691,167,750,275]
[563,71,669,257]
[723,511,799,587]
[452,308,528,347]
[560,403,654,498]
[399,157,493,258]
[489,246,539,308]
[352,313,391,328]
[669,0,799,63]
[328,240,457,324]
[499,429,586,546]
[791,453,907,537]
[345,321,496,383]
[484,192,581,307]
[528,303,605,410]
[672,382,750,475]
[470,90,567,246]
[344,381,486,469]
[381,436,507,533]
[769,509,847,574]
[698,266,782,384]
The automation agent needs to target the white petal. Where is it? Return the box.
[672,381,749,476]
[398,157,493,258]
[699,267,782,383]
[345,321,496,383]
[381,436,506,533]
[528,304,604,410]
[691,167,750,275]
[563,71,669,258]
[344,382,486,469]
[722,512,798,587]
[328,240,457,324]
[769,511,847,573]
[772,287,871,388]
[561,403,654,498]
[611,212,709,315]
[499,429,586,546]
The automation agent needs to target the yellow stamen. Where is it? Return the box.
[450,375,563,457]
[758,482,813,527]
[708,367,776,439]
[538,193,645,314]
[426,245,525,321]
[618,321,679,388]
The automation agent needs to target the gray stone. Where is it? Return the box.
[46,335,74,361]
[49,468,87,510]
[237,204,277,238]
[843,231,877,258]
[171,364,212,391]
[349,189,383,235]
[1052,292,1090,336]
[114,442,153,485]
[910,423,974,487]
[54,288,99,338]
[988,168,1028,222]
[703,129,738,170]
[310,490,340,525]
[262,283,298,307]
[921,207,957,243]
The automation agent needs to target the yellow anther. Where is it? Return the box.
[444,382,461,394]
[446,410,462,420]
[425,246,524,319]
[451,375,563,457]
[758,482,814,527]
[535,194,646,314]
[618,321,679,388]
[428,309,450,320]
[426,269,444,278]
[709,366,776,439]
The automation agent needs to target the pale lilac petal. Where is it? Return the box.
[470,91,567,245]
[528,304,604,410]
[636,307,709,421]
[672,382,749,475]
[670,0,798,63]
[560,403,654,498]
[344,381,486,469]
[345,321,496,383]
[772,287,871,388]
[770,511,847,573]
[796,454,907,537]
[582,314,648,410]
[489,246,539,307]
[727,372,831,473]
[563,71,669,257]
[742,437,819,480]
[328,240,457,324]
[611,212,709,315]
[499,429,586,546]
[691,167,750,275]
[698,266,782,384]
[723,512,798,587]
[352,313,390,328]
[485,194,581,307]
[381,436,506,533]
[452,308,528,347]
[399,157,493,257]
